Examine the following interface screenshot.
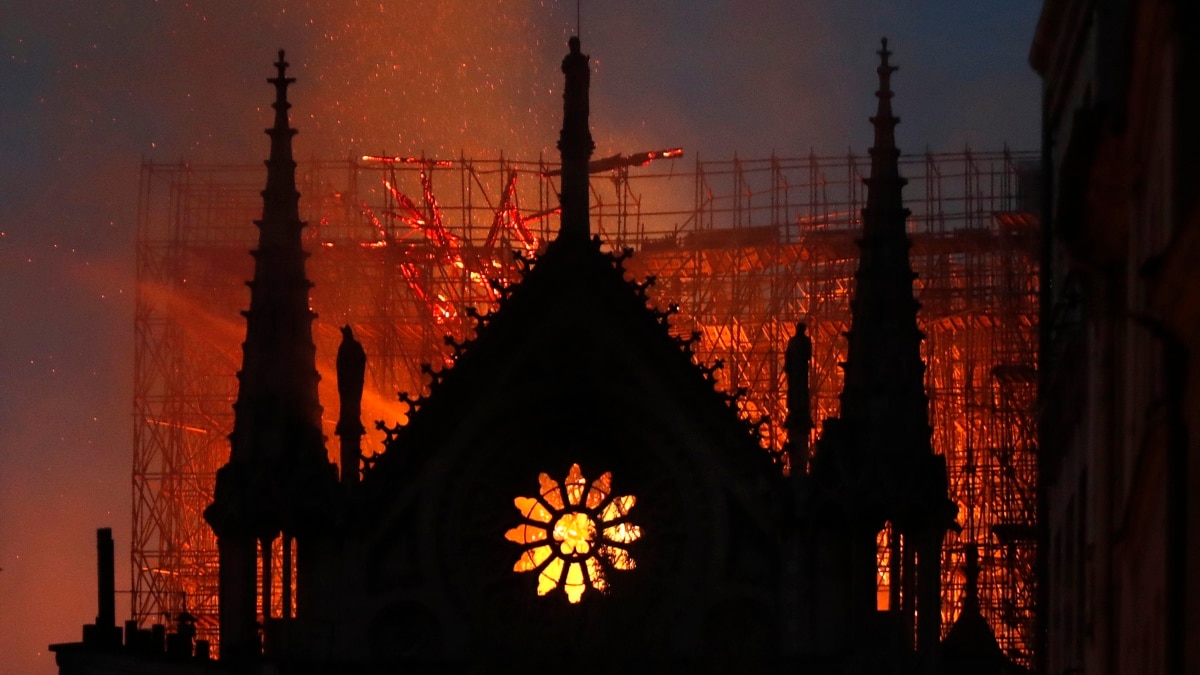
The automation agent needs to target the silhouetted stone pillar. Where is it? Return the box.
[888,526,902,615]
[282,535,293,620]
[261,535,274,623]
[217,535,258,661]
[917,527,946,660]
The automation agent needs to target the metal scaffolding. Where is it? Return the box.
[133,149,1038,664]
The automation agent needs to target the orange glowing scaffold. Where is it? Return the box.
[133,148,1038,664]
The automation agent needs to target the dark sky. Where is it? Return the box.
[0,1,1042,671]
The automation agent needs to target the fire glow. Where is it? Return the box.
[135,149,1037,661]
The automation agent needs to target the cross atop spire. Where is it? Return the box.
[270,50,295,111]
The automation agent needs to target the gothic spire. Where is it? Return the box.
[821,40,955,658]
[208,50,326,491]
[556,36,595,242]
[229,48,323,466]
[834,37,926,461]
[205,51,334,662]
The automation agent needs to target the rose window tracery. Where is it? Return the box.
[504,464,641,603]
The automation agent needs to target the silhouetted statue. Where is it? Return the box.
[784,322,814,459]
[336,325,366,485]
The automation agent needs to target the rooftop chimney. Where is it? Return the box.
[80,528,121,648]
[96,528,115,629]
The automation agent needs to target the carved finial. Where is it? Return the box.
[269,49,295,106]
[876,37,898,91]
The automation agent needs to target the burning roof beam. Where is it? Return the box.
[542,147,684,177]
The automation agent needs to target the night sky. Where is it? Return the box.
[0,2,1041,672]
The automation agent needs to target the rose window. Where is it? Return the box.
[504,463,641,603]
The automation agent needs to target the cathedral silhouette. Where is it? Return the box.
[53,38,1026,675]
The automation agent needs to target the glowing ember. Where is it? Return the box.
[505,464,641,603]
[361,155,453,168]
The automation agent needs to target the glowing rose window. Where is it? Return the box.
[504,464,641,603]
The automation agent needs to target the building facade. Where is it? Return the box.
[1031,1,1200,673]
[54,37,1028,674]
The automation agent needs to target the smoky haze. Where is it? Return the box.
[0,1,1041,672]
